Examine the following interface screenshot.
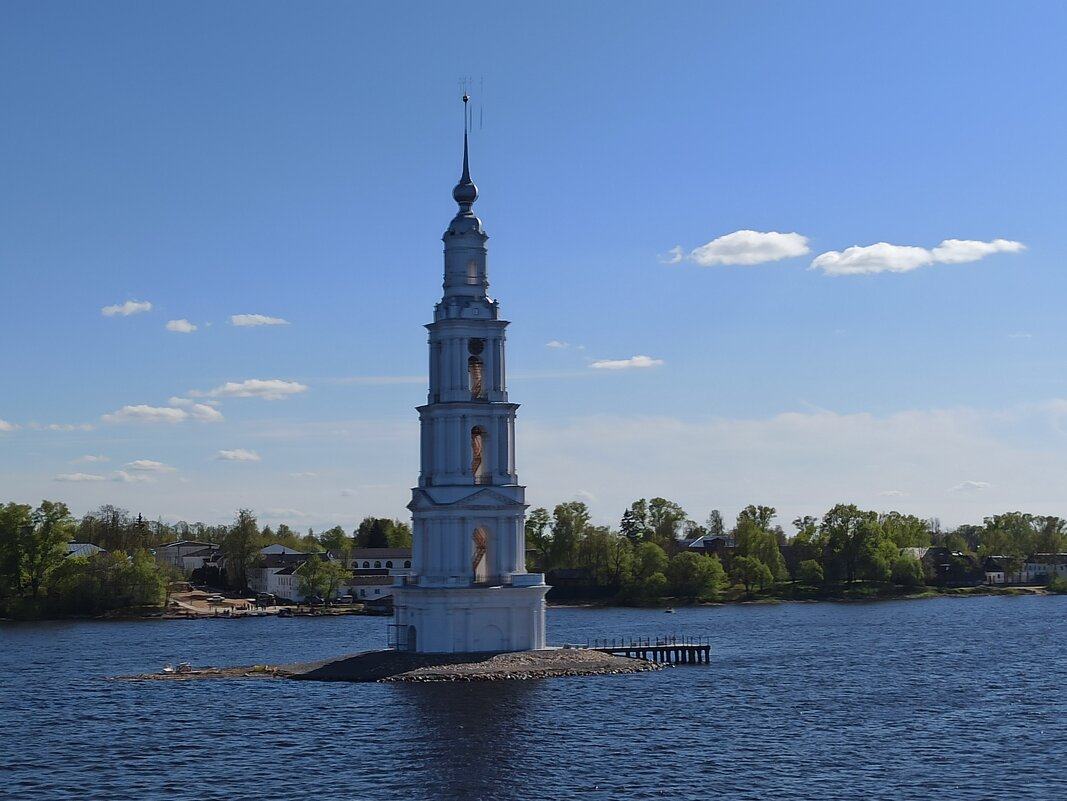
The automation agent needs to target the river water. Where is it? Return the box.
[2,595,1065,801]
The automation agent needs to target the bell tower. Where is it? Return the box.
[391,97,548,653]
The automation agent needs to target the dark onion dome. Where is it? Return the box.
[453,129,478,209]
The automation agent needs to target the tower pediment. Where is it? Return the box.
[408,486,526,512]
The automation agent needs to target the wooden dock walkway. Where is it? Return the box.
[587,635,711,665]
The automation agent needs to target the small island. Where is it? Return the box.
[116,647,664,684]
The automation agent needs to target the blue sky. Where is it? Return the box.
[2,1,1065,533]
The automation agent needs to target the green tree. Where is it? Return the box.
[667,552,727,601]
[23,501,74,598]
[705,509,725,537]
[549,502,590,568]
[620,499,652,543]
[734,506,786,580]
[387,519,412,548]
[819,504,879,584]
[0,503,33,597]
[576,525,614,583]
[318,526,352,566]
[110,548,168,607]
[797,559,824,585]
[222,509,261,591]
[648,497,686,546]
[879,512,930,548]
[731,555,773,594]
[605,535,634,585]
[355,517,392,548]
[890,555,924,587]
[632,541,668,583]
[298,557,350,602]
[980,512,1035,560]
[525,507,552,570]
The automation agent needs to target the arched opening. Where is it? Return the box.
[471,426,487,483]
[374,561,382,568]
[362,561,370,568]
[404,560,411,568]
[468,356,484,398]
[472,526,489,584]
[385,560,393,569]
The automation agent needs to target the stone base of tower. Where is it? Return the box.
[391,581,548,654]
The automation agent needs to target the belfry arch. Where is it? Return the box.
[472,526,489,583]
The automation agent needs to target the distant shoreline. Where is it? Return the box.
[3,584,1058,624]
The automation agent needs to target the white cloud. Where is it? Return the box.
[166,319,198,333]
[811,238,1025,276]
[590,355,665,370]
[289,472,317,479]
[950,480,991,492]
[188,404,224,422]
[103,405,188,424]
[682,230,811,267]
[215,449,261,462]
[546,340,570,349]
[112,470,153,483]
[340,488,355,497]
[74,455,109,464]
[878,490,907,497]
[0,419,17,432]
[658,246,685,265]
[125,459,175,472]
[101,300,152,317]
[102,403,223,424]
[192,379,308,401]
[575,489,597,503]
[30,422,95,432]
[263,507,311,519]
[1008,332,1033,340]
[931,238,1025,264]
[230,314,290,327]
[55,472,106,482]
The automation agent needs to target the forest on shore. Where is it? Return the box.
[3,495,1065,619]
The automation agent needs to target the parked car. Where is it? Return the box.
[307,595,325,606]
[206,594,225,604]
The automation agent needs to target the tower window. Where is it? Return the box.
[472,527,488,582]
[468,356,484,398]
[471,426,487,482]
[466,259,479,285]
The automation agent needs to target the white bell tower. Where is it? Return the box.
[391,98,548,653]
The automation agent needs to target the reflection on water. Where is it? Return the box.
[398,681,546,800]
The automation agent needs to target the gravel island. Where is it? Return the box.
[116,647,663,683]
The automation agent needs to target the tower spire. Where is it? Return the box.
[452,94,478,213]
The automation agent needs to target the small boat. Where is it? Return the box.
[278,608,293,618]
[664,607,676,614]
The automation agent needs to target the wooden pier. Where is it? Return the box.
[587,635,711,665]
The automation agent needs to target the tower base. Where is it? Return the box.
[392,582,548,653]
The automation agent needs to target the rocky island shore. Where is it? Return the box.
[115,647,663,683]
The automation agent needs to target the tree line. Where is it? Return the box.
[1,499,412,617]
[526,498,1067,602]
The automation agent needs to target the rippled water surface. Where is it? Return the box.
[2,596,1066,800]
